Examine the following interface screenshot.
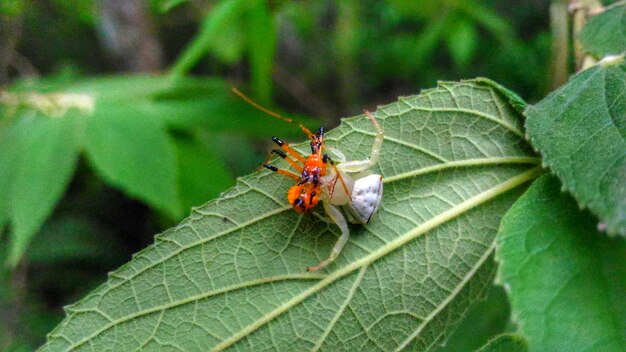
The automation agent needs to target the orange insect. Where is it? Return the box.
[233,88,384,272]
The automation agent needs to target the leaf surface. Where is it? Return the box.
[446,20,477,69]
[0,116,80,266]
[246,0,276,103]
[153,0,190,13]
[56,75,316,137]
[175,137,234,211]
[496,175,626,352]
[436,285,511,352]
[525,63,626,236]
[476,334,527,352]
[84,106,181,219]
[41,80,539,351]
[579,4,626,58]
[169,0,248,76]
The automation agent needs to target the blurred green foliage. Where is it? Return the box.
[0,0,558,350]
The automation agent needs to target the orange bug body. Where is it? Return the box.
[287,155,324,213]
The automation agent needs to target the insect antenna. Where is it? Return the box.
[231,87,315,139]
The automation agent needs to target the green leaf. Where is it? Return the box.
[150,84,317,138]
[41,80,540,351]
[404,14,450,70]
[456,0,516,43]
[169,0,248,77]
[175,136,234,211]
[476,334,527,352]
[437,285,511,352]
[246,0,277,103]
[386,0,440,20]
[0,119,28,229]
[84,106,181,219]
[496,175,626,352]
[579,4,626,58]
[525,63,626,236]
[199,132,263,177]
[474,78,527,114]
[4,116,80,266]
[152,0,189,13]
[207,16,245,64]
[6,74,318,222]
[446,20,478,69]
[22,75,317,138]
[26,216,124,265]
[0,0,26,17]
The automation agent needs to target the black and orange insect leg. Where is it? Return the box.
[232,87,316,140]
[271,137,307,164]
[261,148,303,173]
[263,164,300,181]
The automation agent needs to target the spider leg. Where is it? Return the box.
[307,202,350,272]
[326,147,347,163]
[323,154,351,202]
[336,111,384,173]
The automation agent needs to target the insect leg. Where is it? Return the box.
[326,147,347,162]
[306,202,350,272]
[272,137,307,164]
[261,148,303,172]
[263,164,300,181]
[232,87,316,139]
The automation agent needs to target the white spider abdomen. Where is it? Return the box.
[347,174,383,224]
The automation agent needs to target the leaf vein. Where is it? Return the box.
[394,239,498,351]
[105,205,292,291]
[66,274,325,350]
[310,265,368,352]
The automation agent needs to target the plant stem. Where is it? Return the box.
[549,0,569,90]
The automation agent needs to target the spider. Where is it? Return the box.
[232,88,384,271]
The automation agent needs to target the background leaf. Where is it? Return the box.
[437,285,511,352]
[4,116,80,266]
[476,334,527,352]
[84,106,181,219]
[23,75,317,137]
[41,80,539,351]
[446,19,478,69]
[26,216,123,265]
[174,136,234,211]
[246,0,277,103]
[4,74,317,225]
[152,0,190,14]
[496,175,626,352]
[169,0,248,77]
[0,119,28,235]
[0,0,26,17]
[525,63,626,236]
[579,4,626,58]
